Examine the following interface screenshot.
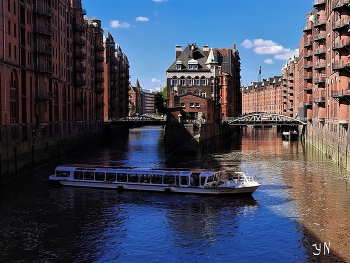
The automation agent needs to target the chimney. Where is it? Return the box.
[203,45,209,56]
[176,45,182,59]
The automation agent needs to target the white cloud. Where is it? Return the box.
[110,20,130,29]
[151,78,161,83]
[136,17,149,22]
[241,38,298,60]
[264,59,274,64]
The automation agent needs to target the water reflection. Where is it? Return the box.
[1,126,350,262]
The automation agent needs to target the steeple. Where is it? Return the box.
[134,78,141,88]
[205,48,217,68]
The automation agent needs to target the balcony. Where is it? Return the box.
[73,38,86,46]
[333,60,350,70]
[32,5,52,16]
[35,92,53,100]
[73,78,86,86]
[304,100,313,107]
[95,44,104,51]
[314,47,326,55]
[95,54,104,61]
[34,64,53,73]
[304,40,313,47]
[313,0,326,6]
[313,75,326,83]
[332,0,350,11]
[332,18,350,31]
[74,66,86,73]
[304,73,313,80]
[314,18,327,27]
[313,32,327,41]
[304,86,313,92]
[304,63,313,69]
[314,61,326,69]
[72,23,86,32]
[33,45,53,54]
[313,96,326,103]
[32,25,52,35]
[73,51,86,59]
[332,39,350,50]
[331,89,350,97]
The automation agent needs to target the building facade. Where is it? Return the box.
[166,43,241,124]
[0,0,130,137]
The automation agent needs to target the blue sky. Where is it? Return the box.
[82,0,314,91]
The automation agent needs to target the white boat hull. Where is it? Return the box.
[52,179,260,195]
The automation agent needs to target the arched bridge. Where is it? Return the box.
[222,113,307,126]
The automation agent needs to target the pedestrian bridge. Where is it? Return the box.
[222,113,307,126]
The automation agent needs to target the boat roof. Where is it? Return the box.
[56,164,219,176]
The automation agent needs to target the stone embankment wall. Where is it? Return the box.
[164,122,231,155]
[0,123,129,182]
[303,124,350,170]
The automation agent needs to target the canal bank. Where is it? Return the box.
[0,122,129,182]
[302,122,350,171]
[164,121,232,155]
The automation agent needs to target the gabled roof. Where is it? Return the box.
[167,44,210,72]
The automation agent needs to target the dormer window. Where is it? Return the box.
[176,61,182,70]
[188,59,198,70]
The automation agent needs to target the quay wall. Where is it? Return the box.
[302,123,350,170]
[164,122,231,155]
[0,122,129,182]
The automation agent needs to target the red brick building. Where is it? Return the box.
[0,0,130,141]
[166,43,241,124]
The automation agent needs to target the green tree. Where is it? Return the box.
[155,86,167,114]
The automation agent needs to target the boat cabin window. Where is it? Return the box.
[56,170,70,177]
[84,171,94,180]
[140,174,151,183]
[106,172,116,182]
[95,172,105,181]
[206,176,213,183]
[200,176,206,186]
[163,174,175,185]
[128,174,139,183]
[117,173,127,182]
[151,174,162,184]
[180,176,188,186]
[74,170,84,180]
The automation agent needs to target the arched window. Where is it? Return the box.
[200,76,206,86]
[171,76,178,86]
[194,90,200,96]
[180,89,187,95]
[186,77,192,86]
[200,90,206,97]
[179,76,185,86]
[194,76,200,86]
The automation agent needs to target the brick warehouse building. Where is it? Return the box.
[0,0,130,179]
[241,0,350,169]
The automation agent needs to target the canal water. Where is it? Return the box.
[1,126,350,263]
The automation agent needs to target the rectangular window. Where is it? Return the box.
[180,103,185,107]
[174,102,179,107]
[195,103,200,107]
[190,103,194,107]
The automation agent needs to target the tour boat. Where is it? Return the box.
[282,130,298,140]
[48,164,261,195]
